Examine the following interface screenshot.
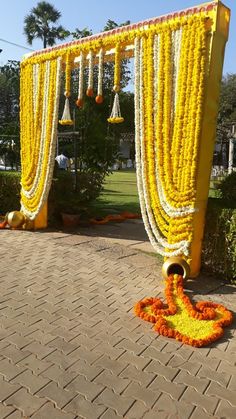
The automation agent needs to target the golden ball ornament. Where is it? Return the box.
[162,257,190,280]
[113,85,120,93]
[7,211,25,228]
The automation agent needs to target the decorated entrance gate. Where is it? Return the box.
[12,1,234,345]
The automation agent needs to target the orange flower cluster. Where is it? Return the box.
[134,274,233,347]
[90,211,141,225]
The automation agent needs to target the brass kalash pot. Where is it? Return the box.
[7,211,25,228]
[162,257,190,280]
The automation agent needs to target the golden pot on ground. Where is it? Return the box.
[7,211,25,228]
[162,257,190,280]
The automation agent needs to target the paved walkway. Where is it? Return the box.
[0,221,235,419]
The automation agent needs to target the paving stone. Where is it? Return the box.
[100,408,123,418]
[5,411,23,419]
[190,406,220,419]
[94,354,127,375]
[48,337,78,354]
[11,369,50,394]
[145,359,179,381]
[123,382,161,408]
[197,365,231,388]
[181,387,218,414]
[41,364,77,388]
[174,370,209,393]
[141,346,172,365]
[189,352,220,371]
[0,345,30,364]
[66,374,104,401]
[0,377,20,402]
[120,364,155,387]
[142,411,169,419]
[0,403,15,418]
[168,355,201,375]
[64,394,107,418]
[37,381,76,409]
[153,393,194,418]
[124,400,149,418]
[67,358,103,381]
[24,341,55,359]
[6,333,33,350]
[0,220,236,419]
[118,351,150,370]
[5,388,46,416]
[94,370,130,394]
[0,359,25,381]
[215,399,236,419]
[19,354,52,375]
[31,401,76,419]
[206,381,236,407]
[149,374,186,400]
[95,388,134,416]
[228,374,236,391]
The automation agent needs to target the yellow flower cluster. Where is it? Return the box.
[20,57,61,218]
[138,17,208,262]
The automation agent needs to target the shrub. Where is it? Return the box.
[202,198,236,284]
[48,170,104,218]
[217,171,236,203]
[0,171,21,214]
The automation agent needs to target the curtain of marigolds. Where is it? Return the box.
[134,17,209,262]
[20,57,62,219]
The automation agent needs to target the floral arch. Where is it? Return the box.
[20,1,230,278]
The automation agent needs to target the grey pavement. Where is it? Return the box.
[0,219,235,419]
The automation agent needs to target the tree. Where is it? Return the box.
[23,1,69,49]
[57,20,134,175]
[216,74,236,166]
[0,61,20,169]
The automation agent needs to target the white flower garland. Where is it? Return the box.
[87,50,94,91]
[21,57,62,219]
[97,48,104,97]
[78,51,84,100]
[134,37,190,257]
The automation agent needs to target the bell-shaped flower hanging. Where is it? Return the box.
[107,93,124,124]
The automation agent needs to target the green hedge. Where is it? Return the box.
[202,198,236,284]
[0,171,21,214]
[48,170,104,218]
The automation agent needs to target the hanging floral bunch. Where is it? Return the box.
[86,50,94,97]
[76,51,85,108]
[59,54,73,125]
[107,44,124,124]
[95,48,104,104]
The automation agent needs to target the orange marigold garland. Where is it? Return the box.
[134,274,233,347]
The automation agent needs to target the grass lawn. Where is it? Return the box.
[90,170,140,216]
[89,169,220,217]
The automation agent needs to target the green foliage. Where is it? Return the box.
[203,198,236,284]
[216,74,236,150]
[217,171,236,203]
[23,1,69,48]
[0,61,20,168]
[0,171,21,214]
[48,170,104,220]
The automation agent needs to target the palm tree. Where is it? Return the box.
[24,1,69,49]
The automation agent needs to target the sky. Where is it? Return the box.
[0,0,235,75]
